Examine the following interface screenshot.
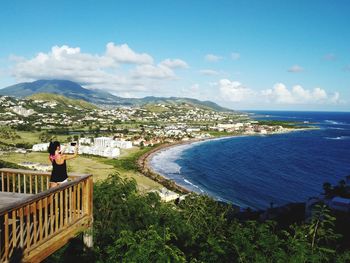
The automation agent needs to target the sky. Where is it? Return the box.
[0,0,349,111]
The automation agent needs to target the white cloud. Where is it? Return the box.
[160,58,188,68]
[216,79,341,106]
[10,43,188,93]
[205,54,222,62]
[231,52,240,60]
[218,79,254,102]
[330,92,340,103]
[132,64,175,79]
[199,69,220,76]
[287,65,304,73]
[12,45,117,85]
[262,83,338,104]
[106,42,153,64]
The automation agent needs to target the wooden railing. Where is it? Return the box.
[0,168,93,263]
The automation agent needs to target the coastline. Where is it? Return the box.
[137,136,226,194]
[137,127,314,195]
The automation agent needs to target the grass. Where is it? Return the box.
[100,146,162,192]
[0,131,69,146]
[0,146,161,192]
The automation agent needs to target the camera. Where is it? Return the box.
[70,142,77,146]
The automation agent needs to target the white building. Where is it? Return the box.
[94,137,114,147]
[79,137,92,145]
[11,106,35,117]
[68,145,120,158]
[186,128,201,133]
[113,140,133,149]
[154,188,179,202]
[32,143,49,152]
[217,123,244,130]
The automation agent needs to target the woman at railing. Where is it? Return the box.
[48,141,78,188]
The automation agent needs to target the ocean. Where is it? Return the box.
[150,111,350,210]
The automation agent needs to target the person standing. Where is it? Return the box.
[48,141,78,188]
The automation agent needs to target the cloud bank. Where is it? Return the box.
[11,43,188,93]
[218,79,340,105]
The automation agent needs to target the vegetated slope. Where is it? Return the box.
[1,79,232,112]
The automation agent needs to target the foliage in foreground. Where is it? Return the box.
[45,173,350,263]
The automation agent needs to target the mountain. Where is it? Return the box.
[0,79,232,112]
[0,79,121,105]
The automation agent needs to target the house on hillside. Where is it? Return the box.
[153,188,179,202]
[32,143,49,152]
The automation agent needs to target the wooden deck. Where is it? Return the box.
[0,168,93,263]
[0,192,34,210]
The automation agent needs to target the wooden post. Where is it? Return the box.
[83,229,93,248]
[83,177,93,248]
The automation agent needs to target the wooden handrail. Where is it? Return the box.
[0,174,91,215]
[0,168,93,262]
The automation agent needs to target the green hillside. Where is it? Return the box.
[1,79,233,112]
[27,93,98,110]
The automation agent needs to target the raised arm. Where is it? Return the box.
[64,146,78,160]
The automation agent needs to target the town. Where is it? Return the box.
[0,94,293,157]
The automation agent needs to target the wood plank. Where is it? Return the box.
[60,191,63,228]
[55,193,59,232]
[41,176,44,193]
[29,174,33,194]
[33,202,37,245]
[35,176,38,194]
[77,183,81,218]
[0,192,34,210]
[1,171,4,191]
[69,187,72,223]
[18,173,21,193]
[23,216,90,263]
[50,194,54,235]
[26,204,31,250]
[7,172,10,192]
[44,197,48,238]
[24,174,27,194]
[12,210,17,249]
[65,189,68,226]
[12,173,16,193]
[20,207,24,247]
[38,200,43,241]
[4,213,9,261]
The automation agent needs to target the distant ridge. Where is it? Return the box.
[0,79,232,112]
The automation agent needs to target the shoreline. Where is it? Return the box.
[137,136,225,194]
[137,127,314,195]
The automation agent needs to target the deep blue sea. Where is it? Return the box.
[150,111,350,210]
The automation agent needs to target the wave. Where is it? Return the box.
[325,120,347,125]
[325,136,350,140]
[327,127,346,130]
[183,179,205,193]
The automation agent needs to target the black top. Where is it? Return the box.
[50,160,68,183]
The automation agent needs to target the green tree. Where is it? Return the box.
[107,226,186,262]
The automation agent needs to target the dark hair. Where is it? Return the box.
[48,141,60,156]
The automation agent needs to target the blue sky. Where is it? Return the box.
[0,0,349,110]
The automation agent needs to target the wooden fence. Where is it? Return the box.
[0,168,93,263]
